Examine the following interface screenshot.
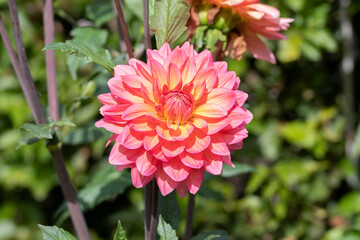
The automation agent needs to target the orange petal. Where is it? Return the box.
[163,157,191,182]
[156,167,179,196]
[162,140,186,158]
[122,103,155,121]
[193,103,228,118]
[136,151,158,176]
[185,129,211,154]
[180,152,204,169]
[186,168,204,194]
[131,168,154,188]
[209,134,230,156]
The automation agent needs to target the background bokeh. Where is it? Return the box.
[0,0,359,239]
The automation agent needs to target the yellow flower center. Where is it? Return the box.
[161,90,194,124]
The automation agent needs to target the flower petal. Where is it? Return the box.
[244,29,276,64]
[176,181,188,198]
[114,65,136,76]
[150,58,167,87]
[122,103,156,121]
[180,152,204,169]
[156,167,179,196]
[203,149,223,175]
[186,168,204,194]
[217,71,237,89]
[200,88,236,111]
[109,142,138,165]
[192,68,218,92]
[163,157,191,182]
[131,168,154,188]
[143,133,161,151]
[121,125,144,149]
[95,119,125,135]
[170,123,194,141]
[193,103,228,118]
[167,63,181,90]
[136,151,158,176]
[194,50,213,69]
[185,129,211,154]
[98,93,117,105]
[209,134,230,156]
[162,140,186,158]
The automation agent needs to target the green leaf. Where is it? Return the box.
[17,123,53,149]
[21,123,53,139]
[38,225,77,240]
[113,221,128,240]
[123,0,143,20]
[150,0,191,48]
[85,0,115,27]
[222,162,255,177]
[338,192,360,215]
[158,191,181,230]
[55,164,132,224]
[191,230,228,240]
[157,215,178,240]
[204,29,226,51]
[63,125,111,145]
[43,40,114,76]
[353,124,360,158]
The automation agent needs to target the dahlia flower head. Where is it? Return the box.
[190,0,294,63]
[96,42,252,197]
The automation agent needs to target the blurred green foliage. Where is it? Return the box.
[0,0,359,239]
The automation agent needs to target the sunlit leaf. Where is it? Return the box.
[338,192,360,215]
[113,221,128,240]
[38,225,77,240]
[191,230,228,240]
[150,0,191,48]
[222,163,255,177]
[86,0,114,27]
[157,215,178,240]
[43,40,113,76]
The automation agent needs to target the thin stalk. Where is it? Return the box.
[144,180,159,240]
[149,180,159,239]
[113,0,134,59]
[144,181,153,240]
[143,0,151,50]
[43,0,59,121]
[184,194,195,240]
[111,0,126,53]
[0,13,28,100]
[50,147,91,240]
[8,0,47,125]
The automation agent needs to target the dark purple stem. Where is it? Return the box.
[7,0,47,125]
[114,0,134,59]
[43,0,59,122]
[150,180,159,239]
[143,0,151,50]
[144,180,158,240]
[50,148,91,240]
[112,0,126,53]
[184,194,195,240]
[144,181,153,240]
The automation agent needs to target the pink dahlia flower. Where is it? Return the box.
[211,0,293,63]
[96,42,252,197]
[188,0,293,63]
